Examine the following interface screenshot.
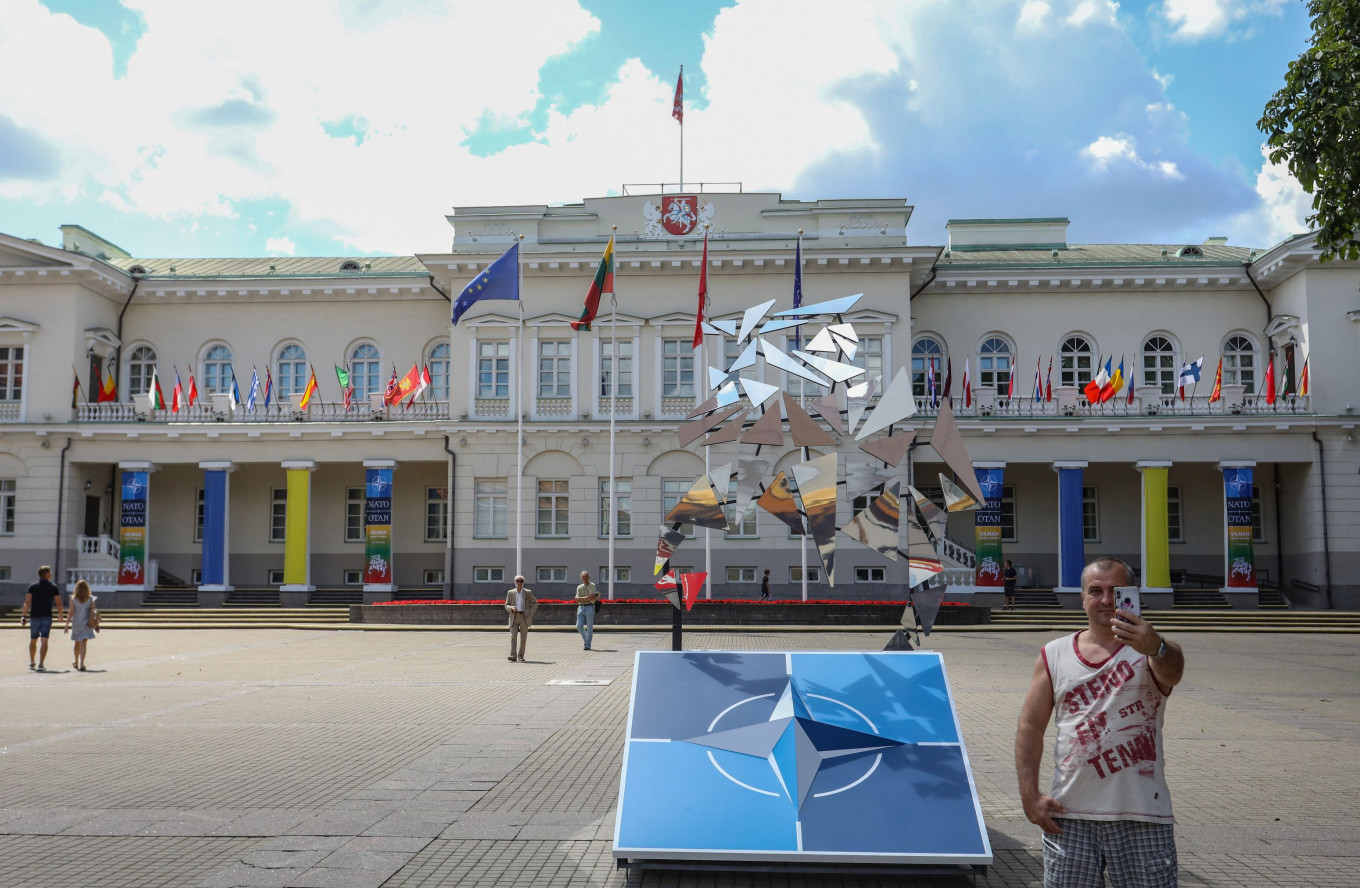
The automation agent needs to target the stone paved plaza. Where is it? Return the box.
[2,625,1357,887]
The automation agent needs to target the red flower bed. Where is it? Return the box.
[376,598,968,607]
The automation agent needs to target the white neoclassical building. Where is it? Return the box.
[0,192,1356,609]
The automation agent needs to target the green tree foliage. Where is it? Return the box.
[1258,0,1360,261]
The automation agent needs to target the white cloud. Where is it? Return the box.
[1066,0,1119,28]
[1082,134,1185,180]
[1160,0,1286,41]
[1017,1,1050,31]
[1244,145,1311,244]
[265,236,296,255]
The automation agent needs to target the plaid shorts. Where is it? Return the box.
[1043,818,1177,888]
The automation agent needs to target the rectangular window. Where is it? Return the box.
[726,479,757,537]
[345,487,365,543]
[790,566,821,583]
[538,340,571,398]
[268,568,285,585]
[599,478,632,537]
[855,567,886,583]
[663,478,696,538]
[0,479,14,535]
[474,479,507,537]
[726,566,757,583]
[0,567,10,581]
[537,479,569,537]
[599,565,631,582]
[1000,485,1017,543]
[1251,485,1264,543]
[1167,485,1183,543]
[785,335,827,399]
[426,486,449,542]
[537,566,568,583]
[662,339,695,398]
[189,568,202,585]
[269,488,287,543]
[343,569,363,585]
[0,346,24,401]
[600,339,634,398]
[1082,486,1099,543]
[193,488,204,543]
[849,336,885,380]
[477,340,510,399]
[423,569,445,585]
[474,566,504,583]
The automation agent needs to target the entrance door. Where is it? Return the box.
[84,496,100,538]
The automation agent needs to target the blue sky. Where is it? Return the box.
[0,0,1315,258]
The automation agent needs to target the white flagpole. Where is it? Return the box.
[608,227,618,601]
[701,224,711,599]
[515,235,524,580]
[797,230,808,603]
[678,65,684,192]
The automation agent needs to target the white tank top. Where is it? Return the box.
[1043,631,1174,822]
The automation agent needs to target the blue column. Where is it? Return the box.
[198,461,235,590]
[1053,462,1087,591]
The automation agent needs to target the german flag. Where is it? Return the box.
[571,236,614,331]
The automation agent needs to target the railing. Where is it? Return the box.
[65,558,155,590]
[911,393,1311,418]
[0,402,20,422]
[77,535,120,561]
[596,397,634,418]
[473,398,510,419]
[535,398,573,417]
[938,538,975,569]
[74,401,452,424]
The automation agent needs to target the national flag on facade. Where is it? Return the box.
[1299,358,1310,396]
[1263,354,1276,405]
[384,365,398,404]
[71,369,84,408]
[98,368,117,402]
[942,357,952,403]
[1084,358,1110,403]
[1045,356,1053,402]
[388,363,421,406]
[571,235,614,331]
[452,243,519,325]
[149,366,166,410]
[299,366,319,409]
[1006,356,1015,401]
[335,365,352,410]
[672,67,683,124]
[404,364,431,408]
[1126,368,1136,405]
[1208,357,1223,403]
[229,370,242,410]
[926,358,936,407]
[1033,358,1043,402]
[692,230,709,349]
[172,369,185,413]
[792,236,803,351]
[245,368,260,411]
[187,371,199,407]
[1177,355,1204,400]
[1100,357,1124,403]
[263,368,273,408]
[962,358,972,408]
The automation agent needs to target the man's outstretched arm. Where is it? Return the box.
[1016,652,1064,835]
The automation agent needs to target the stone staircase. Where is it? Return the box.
[1173,588,1229,609]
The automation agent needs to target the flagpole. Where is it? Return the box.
[797,229,807,603]
[701,224,710,600]
[678,65,684,192]
[515,234,525,581]
[608,226,618,602]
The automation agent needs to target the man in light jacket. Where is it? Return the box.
[504,576,538,662]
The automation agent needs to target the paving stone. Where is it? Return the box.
[200,863,308,888]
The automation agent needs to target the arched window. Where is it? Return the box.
[128,346,156,396]
[203,345,233,394]
[979,336,1012,395]
[1223,335,1255,389]
[911,336,946,397]
[276,344,308,398]
[1142,335,1178,395]
[1059,336,1094,388]
[350,343,381,398]
[427,342,450,400]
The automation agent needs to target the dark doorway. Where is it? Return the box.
[84,496,100,538]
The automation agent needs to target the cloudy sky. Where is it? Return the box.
[0,0,1316,258]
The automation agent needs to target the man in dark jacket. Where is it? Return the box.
[20,566,64,671]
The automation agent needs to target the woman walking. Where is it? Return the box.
[63,579,98,671]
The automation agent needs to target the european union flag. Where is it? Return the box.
[452,243,519,325]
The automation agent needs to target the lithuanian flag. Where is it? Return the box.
[570,236,614,331]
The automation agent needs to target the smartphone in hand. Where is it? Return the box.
[1115,585,1141,617]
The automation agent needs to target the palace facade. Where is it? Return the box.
[0,192,1356,608]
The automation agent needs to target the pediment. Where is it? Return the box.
[651,310,699,327]
[843,309,898,324]
[526,312,582,328]
[0,243,68,268]
[464,312,520,328]
[0,316,40,335]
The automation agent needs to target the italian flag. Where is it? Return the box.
[571,236,614,331]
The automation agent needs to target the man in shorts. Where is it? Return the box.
[20,565,65,672]
[1015,556,1185,887]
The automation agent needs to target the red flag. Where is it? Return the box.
[672,67,683,124]
[172,370,184,413]
[187,371,199,407]
[1264,355,1276,405]
[97,368,117,402]
[1006,357,1015,400]
[384,365,399,404]
[962,359,972,408]
[1045,357,1053,402]
[405,364,432,409]
[1208,357,1223,403]
[692,230,708,349]
[1299,358,1310,396]
[388,363,421,406]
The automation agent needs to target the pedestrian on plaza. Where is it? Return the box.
[503,576,538,662]
[574,570,599,651]
[20,565,64,672]
[1015,556,1185,887]
[760,569,771,601]
[1003,560,1018,609]
[63,579,99,671]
